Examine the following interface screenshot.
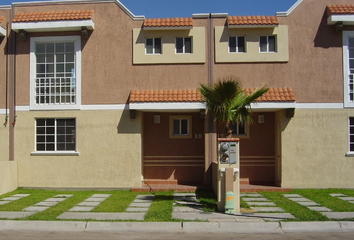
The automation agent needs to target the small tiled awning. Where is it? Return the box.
[327,5,354,25]
[227,16,278,28]
[0,16,6,36]
[129,88,295,111]
[143,17,193,30]
[12,10,94,33]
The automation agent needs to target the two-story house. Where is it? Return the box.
[0,0,354,195]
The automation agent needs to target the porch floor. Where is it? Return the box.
[131,182,291,193]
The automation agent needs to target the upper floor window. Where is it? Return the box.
[30,36,81,110]
[343,32,354,107]
[260,36,276,53]
[146,38,162,54]
[231,122,246,135]
[176,37,192,54]
[229,36,245,53]
[36,118,76,152]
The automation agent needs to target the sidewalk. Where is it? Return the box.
[1,220,354,234]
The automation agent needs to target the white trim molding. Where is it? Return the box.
[251,102,296,111]
[276,0,303,17]
[343,31,354,108]
[12,20,94,33]
[0,26,6,36]
[328,15,354,26]
[130,102,206,112]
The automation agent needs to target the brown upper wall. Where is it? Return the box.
[9,0,354,106]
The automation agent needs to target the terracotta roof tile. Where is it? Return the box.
[13,10,93,23]
[244,87,295,102]
[327,4,354,16]
[143,17,193,27]
[228,16,279,26]
[0,16,4,25]
[130,88,295,103]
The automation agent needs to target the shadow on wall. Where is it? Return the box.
[314,10,342,48]
[117,106,141,134]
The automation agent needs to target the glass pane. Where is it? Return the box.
[260,36,267,52]
[46,64,54,74]
[66,53,75,62]
[65,63,75,73]
[185,38,192,53]
[181,119,188,135]
[46,135,54,142]
[350,135,354,143]
[37,144,45,151]
[66,143,75,151]
[349,49,354,58]
[36,119,45,126]
[176,38,183,53]
[350,144,354,152]
[46,54,54,63]
[56,64,64,73]
[37,64,46,74]
[36,127,45,134]
[350,117,354,125]
[57,127,65,134]
[57,54,64,63]
[269,36,276,52]
[46,143,55,151]
[238,124,245,135]
[57,143,65,151]
[66,119,75,126]
[155,38,162,54]
[36,43,45,53]
[173,119,180,135]
[349,38,354,47]
[66,42,75,52]
[229,37,236,53]
[57,135,65,143]
[238,37,245,52]
[350,59,354,69]
[46,43,54,53]
[46,119,55,126]
[56,43,65,53]
[146,39,153,54]
[46,127,55,134]
[37,54,45,63]
[36,135,45,143]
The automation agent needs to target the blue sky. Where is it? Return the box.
[1,0,298,18]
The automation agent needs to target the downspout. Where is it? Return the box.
[8,6,15,161]
[4,23,8,127]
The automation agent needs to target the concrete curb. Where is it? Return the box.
[1,220,354,233]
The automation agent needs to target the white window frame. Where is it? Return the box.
[343,31,354,108]
[34,118,77,154]
[169,116,192,139]
[175,37,192,54]
[30,36,81,110]
[145,37,162,54]
[228,36,246,53]
[259,35,277,53]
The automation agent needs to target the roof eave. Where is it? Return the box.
[143,26,193,30]
[228,24,278,28]
[327,15,354,25]
[129,102,206,112]
[251,102,296,112]
[12,19,94,32]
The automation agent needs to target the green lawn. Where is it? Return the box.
[0,188,354,222]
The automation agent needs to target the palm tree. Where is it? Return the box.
[198,76,268,138]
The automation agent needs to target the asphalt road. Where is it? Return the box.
[1,231,354,240]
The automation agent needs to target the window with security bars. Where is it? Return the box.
[35,42,76,105]
[229,36,246,53]
[349,117,354,152]
[36,118,76,152]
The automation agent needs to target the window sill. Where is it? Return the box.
[345,152,354,157]
[31,151,79,156]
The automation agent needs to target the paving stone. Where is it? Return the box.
[0,211,36,219]
[12,194,30,197]
[321,212,354,219]
[287,197,311,202]
[172,212,236,221]
[133,199,153,203]
[91,194,111,198]
[34,201,58,207]
[252,213,296,221]
[45,198,67,202]
[283,194,302,198]
[57,212,146,221]
[240,193,262,197]
[308,206,332,212]
[348,201,354,204]
[68,206,95,212]
[1,197,21,201]
[338,197,354,201]
[23,206,49,212]
[173,201,202,206]
[242,198,269,202]
[246,202,276,206]
[173,207,203,213]
[250,207,284,212]
[77,201,101,207]
[173,193,196,197]
[84,197,106,202]
[54,194,73,198]
[136,195,155,200]
[173,196,198,201]
[0,201,10,205]
[129,202,151,208]
[125,207,149,212]
[330,193,346,197]
[297,201,320,206]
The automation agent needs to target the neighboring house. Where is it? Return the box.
[0,0,353,194]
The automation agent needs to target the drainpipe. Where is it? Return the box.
[8,6,15,161]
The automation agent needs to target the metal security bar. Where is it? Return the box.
[35,77,76,105]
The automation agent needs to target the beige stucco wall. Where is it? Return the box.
[215,25,289,63]
[0,161,17,195]
[15,109,142,188]
[133,27,206,64]
[280,109,354,188]
[0,114,9,161]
